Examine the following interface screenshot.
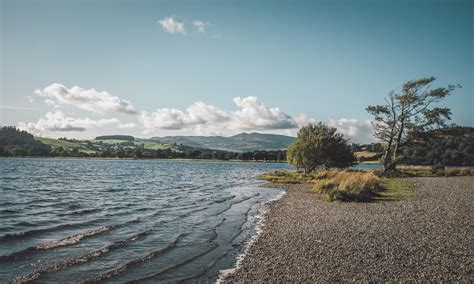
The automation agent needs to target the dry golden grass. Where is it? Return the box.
[398,165,474,177]
[261,170,385,202]
[260,165,473,202]
[312,171,383,202]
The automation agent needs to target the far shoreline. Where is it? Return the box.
[0,156,291,164]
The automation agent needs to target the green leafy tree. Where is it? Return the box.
[366,76,460,172]
[287,122,356,173]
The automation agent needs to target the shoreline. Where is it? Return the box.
[222,177,473,282]
[0,156,289,164]
[217,186,287,283]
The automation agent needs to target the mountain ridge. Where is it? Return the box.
[151,132,296,152]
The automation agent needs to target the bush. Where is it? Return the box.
[287,123,356,173]
[312,171,383,202]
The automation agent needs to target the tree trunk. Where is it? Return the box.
[391,120,405,171]
[382,126,396,173]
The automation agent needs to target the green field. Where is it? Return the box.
[35,137,96,154]
[35,137,174,154]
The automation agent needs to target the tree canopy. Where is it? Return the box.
[287,122,356,173]
[366,76,460,172]
[0,126,51,156]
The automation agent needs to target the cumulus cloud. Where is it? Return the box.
[159,16,185,34]
[328,118,375,144]
[139,101,231,132]
[26,96,34,103]
[35,83,136,114]
[18,111,118,134]
[293,114,317,128]
[139,96,297,135]
[192,20,207,32]
[232,97,296,130]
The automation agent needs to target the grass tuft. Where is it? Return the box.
[397,165,474,177]
[312,171,383,202]
[261,170,390,202]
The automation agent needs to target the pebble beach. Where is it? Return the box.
[224,176,473,282]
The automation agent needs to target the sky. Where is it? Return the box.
[1,0,472,143]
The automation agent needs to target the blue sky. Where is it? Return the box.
[1,0,472,143]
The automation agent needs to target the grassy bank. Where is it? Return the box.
[397,165,474,177]
[260,170,416,202]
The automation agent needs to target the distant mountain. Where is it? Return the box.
[95,135,135,141]
[151,132,296,152]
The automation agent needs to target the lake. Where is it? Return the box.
[0,158,293,283]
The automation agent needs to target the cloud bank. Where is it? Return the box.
[139,96,297,135]
[18,111,118,134]
[35,83,136,114]
[20,82,376,143]
[138,97,375,143]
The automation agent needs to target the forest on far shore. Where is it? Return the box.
[0,125,472,166]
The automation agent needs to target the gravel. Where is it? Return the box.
[224,177,473,282]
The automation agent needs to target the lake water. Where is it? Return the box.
[0,158,293,283]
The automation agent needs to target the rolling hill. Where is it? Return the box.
[151,132,296,152]
[34,136,173,154]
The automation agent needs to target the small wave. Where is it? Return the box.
[0,218,141,262]
[214,195,236,204]
[127,244,219,283]
[211,204,232,217]
[35,226,113,251]
[178,206,208,218]
[210,193,260,218]
[57,207,102,217]
[0,219,103,242]
[232,193,260,206]
[228,206,254,244]
[10,230,152,284]
[83,233,186,284]
[217,190,286,283]
[0,208,18,214]
[14,221,39,227]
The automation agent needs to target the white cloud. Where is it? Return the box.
[18,111,118,134]
[26,96,34,103]
[231,96,296,130]
[328,118,375,144]
[35,83,136,114]
[186,101,231,125]
[139,96,296,135]
[293,114,317,128]
[118,123,136,129]
[159,16,185,34]
[192,20,207,32]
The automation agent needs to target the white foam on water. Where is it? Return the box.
[216,188,287,283]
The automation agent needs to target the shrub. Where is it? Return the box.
[287,122,356,173]
[312,171,383,202]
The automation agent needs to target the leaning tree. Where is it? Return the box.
[366,76,460,172]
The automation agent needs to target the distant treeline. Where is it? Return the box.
[2,126,472,166]
[0,127,51,156]
[0,127,287,161]
[351,142,384,162]
[352,143,383,153]
[95,135,135,141]
[401,126,474,166]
